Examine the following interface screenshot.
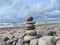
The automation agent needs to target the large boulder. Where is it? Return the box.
[38,36,60,45]
[56,40,60,45]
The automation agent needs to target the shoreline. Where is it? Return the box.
[0,22,60,28]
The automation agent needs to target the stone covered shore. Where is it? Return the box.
[0,23,60,45]
[0,16,60,45]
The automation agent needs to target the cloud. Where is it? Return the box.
[0,0,60,23]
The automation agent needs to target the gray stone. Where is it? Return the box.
[13,37,19,42]
[0,40,7,45]
[42,30,56,36]
[16,39,23,45]
[19,33,26,39]
[23,40,30,43]
[36,34,42,38]
[23,43,29,45]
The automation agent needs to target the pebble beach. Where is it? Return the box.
[0,16,60,45]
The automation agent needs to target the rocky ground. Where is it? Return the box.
[0,23,60,45]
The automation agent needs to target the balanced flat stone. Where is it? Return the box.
[26,16,33,21]
[26,21,35,24]
[26,27,35,30]
[25,30,36,36]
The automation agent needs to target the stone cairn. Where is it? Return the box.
[26,16,35,30]
[24,16,37,41]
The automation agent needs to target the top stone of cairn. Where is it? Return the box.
[26,16,33,21]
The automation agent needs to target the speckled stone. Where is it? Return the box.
[25,30,36,36]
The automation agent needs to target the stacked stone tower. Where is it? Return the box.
[26,16,35,30]
[24,16,37,41]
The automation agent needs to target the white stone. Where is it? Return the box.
[38,36,60,45]
[24,35,36,41]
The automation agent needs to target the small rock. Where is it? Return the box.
[12,41,16,45]
[19,33,26,39]
[6,39,15,44]
[38,36,60,45]
[30,38,38,45]
[16,39,23,45]
[23,43,29,45]
[3,37,9,41]
[23,40,30,43]
[11,36,15,39]
[56,40,60,45]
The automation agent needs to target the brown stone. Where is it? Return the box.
[26,21,35,24]
[26,16,33,21]
[26,26,35,30]
[6,39,15,44]
[26,25,35,28]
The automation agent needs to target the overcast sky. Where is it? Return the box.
[0,0,60,23]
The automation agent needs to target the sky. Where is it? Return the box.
[0,0,60,23]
